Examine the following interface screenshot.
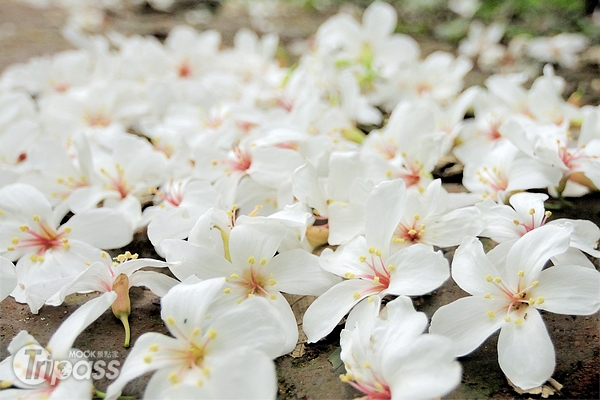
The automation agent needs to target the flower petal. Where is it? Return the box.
[161,239,232,281]
[229,224,284,268]
[497,308,555,390]
[208,295,290,358]
[533,265,600,315]
[46,261,113,306]
[0,256,17,301]
[429,296,505,357]
[129,271,179,297]
[47,291,117,359]
[303,279,374,343]
[365,179,406,256]
[387,334,462,400]
[268,249,341,296]
[386,244,449,296]
[505,223,571,288]
[105,333,185,400]
[451,236,504,296]
[160,277,225,340]
[327,201,365,245]
[64,208,133,249]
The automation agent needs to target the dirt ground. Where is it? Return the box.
[0,1,599,399]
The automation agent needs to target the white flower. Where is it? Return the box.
[430,224,600,390]
[339,296,462,399]
[303,179,450,342]
[162,221,340,353]
[389,179,485,252]
[476,191,600,267]
[500,111,600,196]
[143,178,221,255]
[292,150,369,246]
[0,183,133,312]
[459,21,504,59]
[46,251,178,347]
[527,33,589,68]
[462,140,561,202]
[0,292,117,399]
[105,277,287,400]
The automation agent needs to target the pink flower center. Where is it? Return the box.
[352,248,392,296]
[483,271,544,324]
[341,373,391,400]
[514,208,551,235]
[228,256,273,299]
[84,110,111,128]
[177,60,192,78]
[374,140,397,160]
[13,218,70,256]
[476,166,508,194]
[155,181,184,207]
[557,137,585,170]
[396,160,422,188]
[225,146,252,173]
[101,165,130,199]
[394,215,425,244]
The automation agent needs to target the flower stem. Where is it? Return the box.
[120,314,131,348]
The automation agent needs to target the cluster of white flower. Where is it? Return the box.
[1,1,599,399]
[458,20,590,74]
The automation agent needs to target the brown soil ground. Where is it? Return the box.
[0,1,599,399]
